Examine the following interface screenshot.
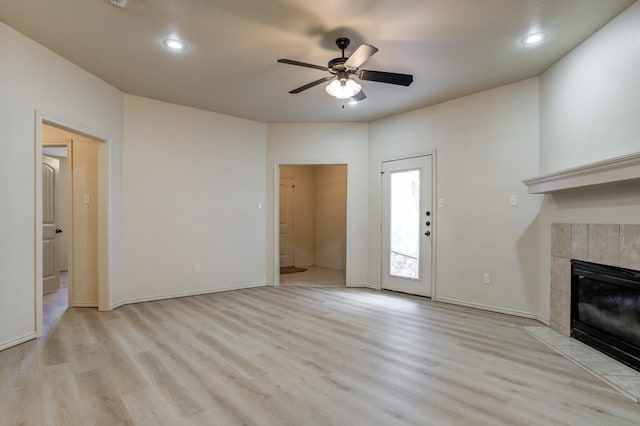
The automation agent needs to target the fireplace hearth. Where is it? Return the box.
[571,260,640,372]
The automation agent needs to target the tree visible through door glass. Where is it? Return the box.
[390,169,420,279]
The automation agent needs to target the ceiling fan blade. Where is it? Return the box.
[289,76,335,94]
[278,59,329,72]
[358,70,413,86]
[345,44,378,70]
[351,90,366,101]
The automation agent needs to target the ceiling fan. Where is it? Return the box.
[278,37,413,101]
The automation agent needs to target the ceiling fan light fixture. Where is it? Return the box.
[326,78,362,99]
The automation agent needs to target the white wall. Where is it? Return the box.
[536,1,640,322]
[540,1,640,174]
[123,95,267,302]
[266,123,369,286]
[0,21,124,350]
[280,166,316,267]
[315,165,347,270]
[369,79,542,317]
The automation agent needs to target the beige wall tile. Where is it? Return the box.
[571,224,589,261]
[550,289,570,332]
[588,224,620,266]
[549,320,570,337]
[621,224,640,271]
[551,223,571,258]
[551,256,571,293]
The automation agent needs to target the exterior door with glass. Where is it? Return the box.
[381,155,433,296]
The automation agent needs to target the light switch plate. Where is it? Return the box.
[509,195,517,206]
[438,198,444,208]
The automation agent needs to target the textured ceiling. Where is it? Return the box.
[0,0,634,122]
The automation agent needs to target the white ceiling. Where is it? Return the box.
[0,0,634,122]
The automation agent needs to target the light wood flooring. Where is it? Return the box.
[280,266,345,287]
[2,285,640,425]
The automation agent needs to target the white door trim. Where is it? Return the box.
[273,160,351,287]
[35,111,112,337]
[378,151,437,299]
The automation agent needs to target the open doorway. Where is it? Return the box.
[41,144,70,334]
[38,121,107,337]
[278,164,347,287]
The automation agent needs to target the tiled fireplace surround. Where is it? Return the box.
[550,223,640,335]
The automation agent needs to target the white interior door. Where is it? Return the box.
[42,155,61,294]
[279,178,295,268]
[381,155,433,296]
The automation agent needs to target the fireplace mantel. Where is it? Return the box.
[523,151,640,194]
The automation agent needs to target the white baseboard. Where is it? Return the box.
[111,300,127,310]
[348,282,380,290]
[72,302,98,308]
[0,332,36,352]
[123,282,267,305]
[536,314,550,325]
[433,296,538,320]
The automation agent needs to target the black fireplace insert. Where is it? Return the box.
[571,260,640,372]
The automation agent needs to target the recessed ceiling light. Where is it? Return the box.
[163,38,186,51]
[521,32,548,45]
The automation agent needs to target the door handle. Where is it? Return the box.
[425,231,431,236]
[55,228,63,234]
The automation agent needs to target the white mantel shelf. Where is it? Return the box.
[523,151,640,194]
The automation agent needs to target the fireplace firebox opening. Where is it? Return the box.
[571,260,640,372]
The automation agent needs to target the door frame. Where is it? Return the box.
[378,152,437,298]
[273,160,350,287]
[35,111,111,337]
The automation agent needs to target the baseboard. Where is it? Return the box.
[536,314,550,325]
[111,300,127,310]
[124,282,267,305]
[0,332,36,352]
[348,282,380,290]
[433,296,538,320]
[72,302,98,308]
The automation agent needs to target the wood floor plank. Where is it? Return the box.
[2,286,640,425]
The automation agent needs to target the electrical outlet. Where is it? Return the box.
[483,273,491,285]
[194,264,200,273]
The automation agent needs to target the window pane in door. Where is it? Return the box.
[390,169,420,279]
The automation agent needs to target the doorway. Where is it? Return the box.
[36,118,109,337]
[41,146,70,334]
[381,155,434,297]
[277,164,348,287]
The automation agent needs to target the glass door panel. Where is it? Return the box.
[390,169,420,279]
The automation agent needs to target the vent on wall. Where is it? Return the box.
[105,0,127,8]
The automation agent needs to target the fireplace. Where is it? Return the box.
[571,259,640,372]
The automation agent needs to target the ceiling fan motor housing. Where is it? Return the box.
[328,57,347,73]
